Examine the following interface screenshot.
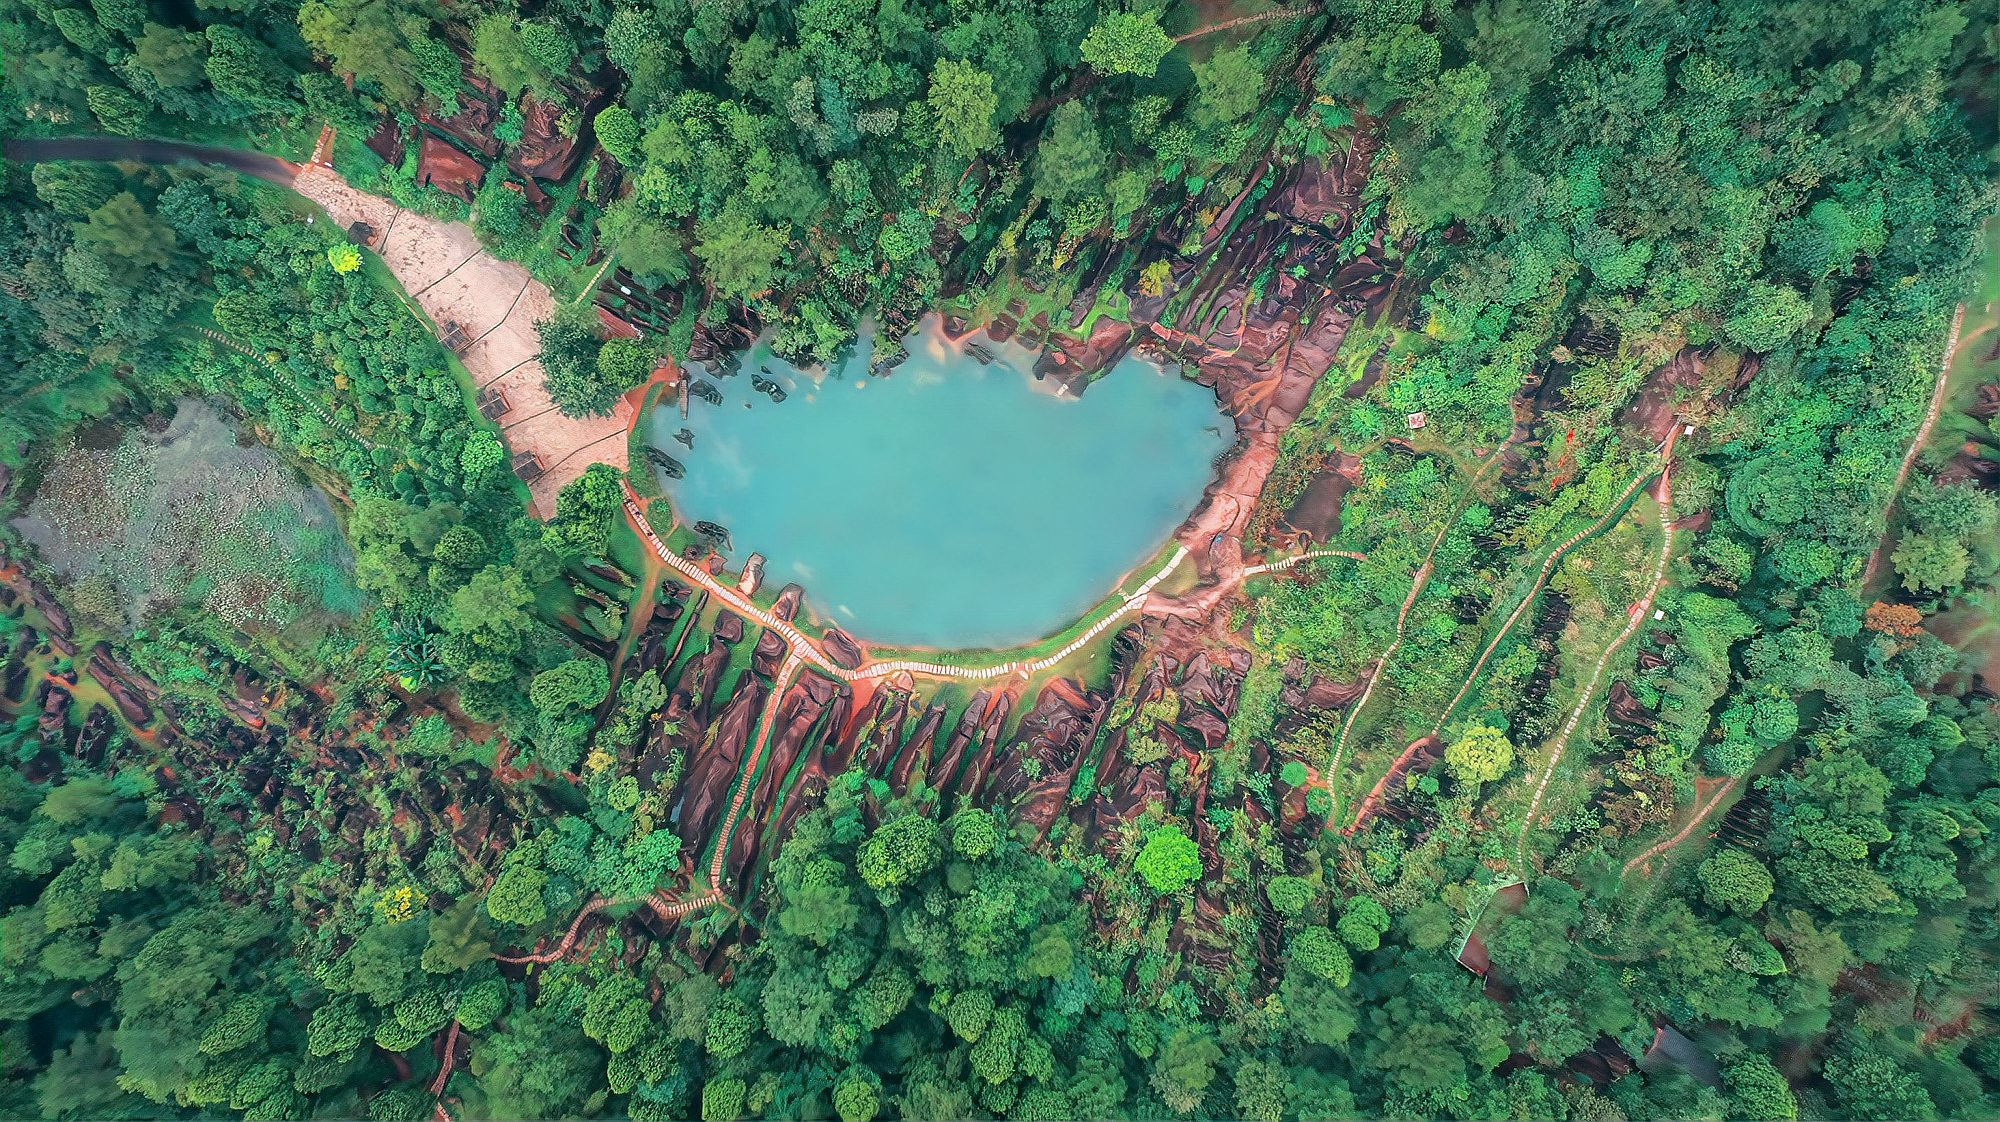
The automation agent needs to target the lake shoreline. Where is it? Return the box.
[640,315,1231,651]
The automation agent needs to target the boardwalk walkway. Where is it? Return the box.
[621,483,1188,685]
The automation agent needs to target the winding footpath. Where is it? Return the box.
[1861,303,1971,588]
[1323,558,1432,798]
[1620,775,1741,880]
[1428,435,1672,739]
[1323,447,1514,805]
[1515,447,1676,872]
[491,893,612,965]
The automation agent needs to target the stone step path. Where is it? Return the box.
[650,890,723,919]
[490,893,610,964]
[198,328,373,448]
[1243,547,1369,576]
[623,490,844,675]
[1515,520,1674,870]
[1516,444,1677,872]
[708,652,801,889]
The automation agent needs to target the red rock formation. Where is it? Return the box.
[712,612,745,645]
[1618,346,1707,445]
[1002,678,1118,838]
[37,680,71,750]
[417,133,485,201]
[948,691,1014,808]
[86,644,155,726]
[674,675,767,850]
[1344,736,1444,836]
[364,117,403,164]
[771,584,804,623]
[1606,681,1656,729]
[655,637,733,761]
[891,700,948,792]
[926,689,987,795]
[821,626,864,669]
[22,576,70,640]
[769,762,830,860]
[425,73,504,157]
[751,630,786,679]
[856,686,911,776]
[731,675,841,879]
[508,92,605,183]
[1280,666,1367,715]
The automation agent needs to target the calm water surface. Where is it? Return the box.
[649,317,1230,649]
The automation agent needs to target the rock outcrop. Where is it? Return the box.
[674,674,767,851]
[416,133,485,201]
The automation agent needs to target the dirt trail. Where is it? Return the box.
[1173,3,1323,42]
[1861,304,1969,587]
[1323,559,1429,794]
[1621,775,1740,880]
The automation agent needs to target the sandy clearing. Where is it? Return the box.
[292,166,630,515]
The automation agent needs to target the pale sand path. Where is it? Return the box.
[291,166,631,515]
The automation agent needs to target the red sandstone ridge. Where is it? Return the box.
[970,144,1394,654]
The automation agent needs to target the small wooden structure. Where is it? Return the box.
[476,385,511,421]
[441,320,471,354]
[512,450,546,484]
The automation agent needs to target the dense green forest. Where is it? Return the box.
[3,0,2000,1119]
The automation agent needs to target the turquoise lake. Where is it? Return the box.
[648,317,1231,649]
